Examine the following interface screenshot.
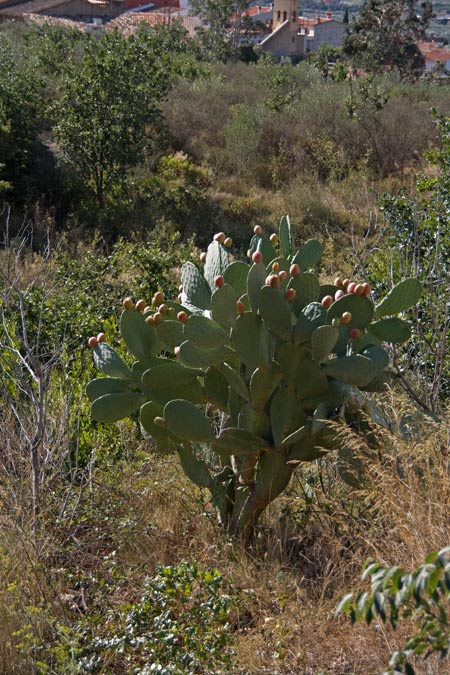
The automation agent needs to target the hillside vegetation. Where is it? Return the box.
[0,19,449,675]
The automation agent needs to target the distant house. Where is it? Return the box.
[252,0,346,58]
[0,0,179,23]
[418,40,450,75]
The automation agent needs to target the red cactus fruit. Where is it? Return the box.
[279,270,287,281]
[289,263,300,276]
[269,275,280,289]
[252,251,263,264]
[284,288,296,301]
[214,232,226,244]
[215,276,225,288]
[341,311,352,325]
[321,295,333,309]
[349,328,361,339]
[362,282,371,296]
[334,289,345,301]
[177,311,189,324]
[347,282,357,294]
[96,332,106,343]
[253,225,262,235]
[88,336,98,348]
[236,300,245,315]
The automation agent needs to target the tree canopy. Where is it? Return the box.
[344,0,434,79]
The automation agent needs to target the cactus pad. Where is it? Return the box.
[375,277,422,317]
[91,392,146,423]
[370,317,411,343]
[120,309,162,360]
[223,261,250,296]
[231,312,269,371]
[279,214,294,258]
[257,286,293,340]
[164,399,215,442]
[291,239,323,271]
[181,262,212,310]
[93,343,133,379]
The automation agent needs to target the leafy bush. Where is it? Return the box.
[76,562,237,674]
[337,547,450,675]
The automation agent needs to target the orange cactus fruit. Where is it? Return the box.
[332,317,341,328]
[279,270,287,281]
[96,332,106,343]
[146,315,156,325]
[236,300,245,315]
[355,284,365,295]
[342,278,350,290]
[253,225,262,235]
[272,261,280,272]
[334,276,343,287]
[177,311,189,324]
[289,263,300,276]
[153,291,164,306]
[158,304,169,315]
[88,336,98,349]
[362,283,371,297]
[224,237,233,248]
[269,233,279,244]
[135,299,146,312]
[153,416,166,429]
[123,297,134,310]
[341,311,352,325]
[347,282,357,294]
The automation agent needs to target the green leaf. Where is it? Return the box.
[247,261,267,312]
[164,399,215,443]
[375,278,422,317]
[370,317,411,343]
[279,214,294,257]
[257,285,293,340]
[86,377,134,402]
[120,308,161,359]
[91,392,146,423]
[224,261,250,296]
[93,343,133,379]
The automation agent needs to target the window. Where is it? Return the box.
[277,10,280,20]
[283,10,287,21]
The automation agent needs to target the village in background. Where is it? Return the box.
[0,0,449,72]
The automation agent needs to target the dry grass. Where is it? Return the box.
[0,397,448,674]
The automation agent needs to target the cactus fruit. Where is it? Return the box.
[123,297,133,310]
[252,251,263,264]
[215,276,225,288]
[224,237,233,248]
[270,233,279,245]
[88,216,422,544]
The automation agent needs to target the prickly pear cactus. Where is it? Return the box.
[86,219,422,544]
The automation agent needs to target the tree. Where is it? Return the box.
[344,0,434,79]
[190,0,252,61]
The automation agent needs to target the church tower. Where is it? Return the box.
[272,0,299,32]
